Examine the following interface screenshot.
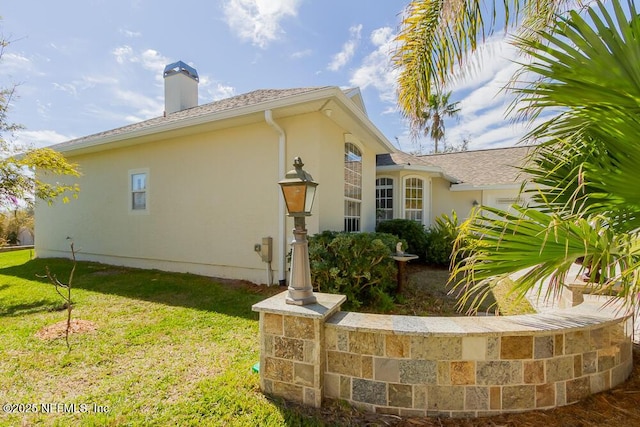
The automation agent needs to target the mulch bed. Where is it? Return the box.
[35,319,97,340]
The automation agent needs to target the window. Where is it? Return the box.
[130,171,148,211]
[375,177,394,223]
[404,177,424,222]
[344,142,362,232]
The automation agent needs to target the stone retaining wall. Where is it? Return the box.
[252,292,633,418]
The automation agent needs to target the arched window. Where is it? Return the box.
[344,143,362,232]
[404,177,424,222]
[375,177,394,224]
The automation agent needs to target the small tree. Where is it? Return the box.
[40,240,77,351]
[0,30,80,208]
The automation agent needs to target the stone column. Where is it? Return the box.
[252,291,346,407]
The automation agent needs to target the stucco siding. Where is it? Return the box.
[36,111,382,284]
[431,177,481,223]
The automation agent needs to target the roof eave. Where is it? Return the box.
[376,164,442,173]
[56,86,395,156]
[332,90,396,154]
[449,183,522,192]
[376,164,460,183]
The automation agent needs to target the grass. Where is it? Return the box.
[0,251,544,426]
[0,250,358,426]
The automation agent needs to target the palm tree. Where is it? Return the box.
[418,90,460,153]
[449,0,640,312]
[393,0,579,130]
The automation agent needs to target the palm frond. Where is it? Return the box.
[394,0,574,125]
[451,206,640,313]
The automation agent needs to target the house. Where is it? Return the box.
[36,61,532,285]
[35,61,395,286]
[375,145,534,226]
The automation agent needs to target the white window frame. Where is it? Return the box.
[403,176,425,224]
[375,177,394,224]
[344,141,362,232]
[129,169,149,214]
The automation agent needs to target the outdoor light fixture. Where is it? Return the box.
[278,157,318,305]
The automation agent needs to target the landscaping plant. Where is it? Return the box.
[450,1,640,312]
[39,239,77,351]
[425,211,460,267]
[308,231,405,311]
[376,218,428,262]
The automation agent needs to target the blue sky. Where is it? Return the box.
[0,0,528,153]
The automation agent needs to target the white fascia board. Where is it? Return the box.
[376,165,460,183]
[332,90,397,154]
[376,164,442,173]
[450,183,522,192]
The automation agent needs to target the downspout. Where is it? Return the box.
[265,110,287,286]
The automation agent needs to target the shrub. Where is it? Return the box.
[375,219,428,261]
[425,211,460,266]
[308,231,405,311]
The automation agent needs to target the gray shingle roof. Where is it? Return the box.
[52,87,333,150]
[377,146,534,186]
[376,151,437,168]
[421,146,534,186]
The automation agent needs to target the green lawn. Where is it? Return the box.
[0,250,341,426]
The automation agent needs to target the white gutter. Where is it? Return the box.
[264,110,287,285]
[376,164,461,184]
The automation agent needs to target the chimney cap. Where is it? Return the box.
[163,61,199,82]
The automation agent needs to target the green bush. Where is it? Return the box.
[375,219,428,261]
[425,211,460,266]
[308,231,405,311]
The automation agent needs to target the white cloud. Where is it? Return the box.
[223,0,301,48]
[0,52,36,77]
[112,45,134,64]
[36,100,51,119]
[83,104,137,123]
[52,74,120,98]
[79,75,120,88]
[209,83,236,101]
[113,89,163,119]
[327,24,362,71]
[348,29,532,151]
[112,46,170,83]
[290,49,312,59]
[199,75,236,101]
[446,36,520,93]
[119,28,142,38]
[370,27,394,46]
[138,49,171,74]
[349,26,398,103]
[442,39,536,149]
[52,82,78,97]
[14,129,74,148]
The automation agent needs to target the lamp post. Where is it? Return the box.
[278,157,318,305]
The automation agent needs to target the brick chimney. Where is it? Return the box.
[163,61,199,115]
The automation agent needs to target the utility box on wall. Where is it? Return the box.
[260,237,272,263]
